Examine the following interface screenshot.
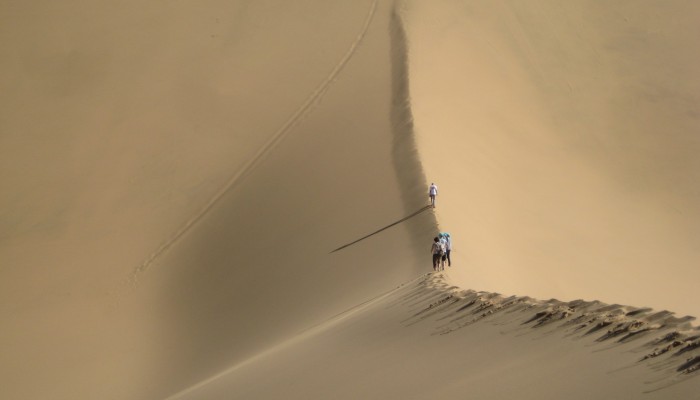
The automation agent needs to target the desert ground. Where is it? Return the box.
[2,0,699,399]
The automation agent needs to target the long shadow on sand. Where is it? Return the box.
[331,205,433,253]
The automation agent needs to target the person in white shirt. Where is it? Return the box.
[431,237,444,271]
[428,183,438,208]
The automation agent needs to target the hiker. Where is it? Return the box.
[428,182,438,207]
[438,234,448,269]
[442,232,452,267]
[438,233,445,267]
[431,237,445,271]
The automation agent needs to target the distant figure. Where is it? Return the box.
[431,237,445,271]
[428,182,438,208]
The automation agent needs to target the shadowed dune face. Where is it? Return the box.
[151,1,438,396]
[403,0,700,317]
[1,0,436,398]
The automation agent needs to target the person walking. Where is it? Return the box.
[431,237,444,271]
[438,234,448,269]
[428,182,438,208]
[442,232,452,267]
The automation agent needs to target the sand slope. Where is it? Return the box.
[168,273,700,399]
[2,0,434,398]
[405,0,700,318]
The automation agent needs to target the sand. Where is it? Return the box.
[405,0,700,318]
[1,0,698,399]
[168,273,700,400]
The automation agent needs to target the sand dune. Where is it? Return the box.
[405,0,700,318]
[2,0,434,398]
[168,273,700,399]
[2,0,699,399]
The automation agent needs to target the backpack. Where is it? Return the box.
[433,242,444,255]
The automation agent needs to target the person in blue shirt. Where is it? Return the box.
[440,232,452,267]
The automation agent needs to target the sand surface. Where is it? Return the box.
[405,0,700,318]
[1,0,699,399]
[168,273,700,400]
